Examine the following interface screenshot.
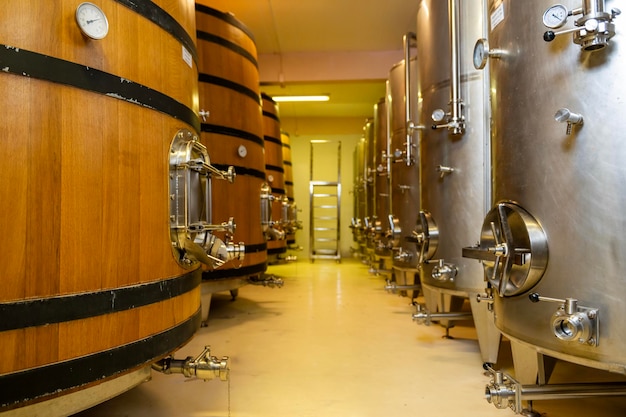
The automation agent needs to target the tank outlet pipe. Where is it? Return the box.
[484,367,626,413]
[152,346,229,381]
[432,0,465,134]
[412,303,472,326]
[384,279,421,293]
[448,0,464,135]
[384,81,393,199]
[403,32,418,166]
[248,273,284,288]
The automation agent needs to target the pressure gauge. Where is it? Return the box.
[76,2,109,40]
[473,38,489,70]
[542,4,569,29]
[237,145,248,158]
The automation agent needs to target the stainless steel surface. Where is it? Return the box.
[388,58,420,270]
[430,0,465,135]
[485,0,626,373]
[261,183,286,241]
[403,32,418,165]
[371,97,394,270]
[416,0,490,294]
[416,0,500,363]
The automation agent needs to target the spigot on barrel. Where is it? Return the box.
[152,346,229,381]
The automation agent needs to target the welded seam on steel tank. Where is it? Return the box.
[0,310,202,409]
[0,269,201,331]
[0,45,200,133]
[115,0,198,64]
[199,73,260,103]
[201,123,265,147]
[196,31,258,68]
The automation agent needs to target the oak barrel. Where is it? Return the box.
[195,4,268,291]
[0,0,201,413]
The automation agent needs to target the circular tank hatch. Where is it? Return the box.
[478,201,548,297]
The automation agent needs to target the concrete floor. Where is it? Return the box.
[76,259,626,417]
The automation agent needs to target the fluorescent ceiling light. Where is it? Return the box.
[272,95,330,102]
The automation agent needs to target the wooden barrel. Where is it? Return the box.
[281,131,298,247]
[195,4,268,291]
[0,0,201,413]
[261,94,288,261]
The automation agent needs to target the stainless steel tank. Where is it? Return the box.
[388,55,420,297]
[371,97,394,276]
[414,0,500,363]
[363,118,377,262]
[462,0,626,411]
[350,136,367,257]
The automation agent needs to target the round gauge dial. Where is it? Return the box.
[237,145,248,158]
[542,4,568,29]
[76,2,109,40]
[473,38,489,70]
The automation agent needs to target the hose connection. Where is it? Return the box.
[152,346,229,382]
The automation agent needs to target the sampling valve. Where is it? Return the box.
[152,346,229,381]
[394,247,413,263]
[430,259,458,282]
[554,108,584,135]
[529,292,599,346]
[542,1,620,51]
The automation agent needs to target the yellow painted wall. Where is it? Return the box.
[281,117,369,259]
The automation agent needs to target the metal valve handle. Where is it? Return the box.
[529,292,579,315]
[462,202,546,297]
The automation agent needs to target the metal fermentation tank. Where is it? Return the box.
[370,98,394,277]
[388,56,421,298]
[350,136,368,258]
[463,0,626,411]
[414,0,500,364]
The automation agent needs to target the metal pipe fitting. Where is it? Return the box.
[384,279,421,293]
[484,367,626,413]
[412,303,473,326]
[152,346,229,381]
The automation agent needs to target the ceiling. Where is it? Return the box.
[196,0,420,119]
